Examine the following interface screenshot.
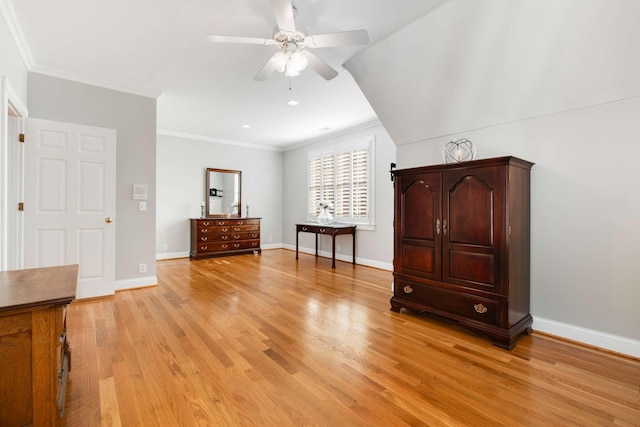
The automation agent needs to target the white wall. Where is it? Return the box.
[345,0,640,356]
[283,123,396,270]
[0,1,28,102]
[27,73,158,288]
[156,133,283,258]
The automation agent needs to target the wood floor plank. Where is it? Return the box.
[62,249,640,426]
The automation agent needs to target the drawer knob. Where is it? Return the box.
[403,285,413,294]
[474,303,488,314]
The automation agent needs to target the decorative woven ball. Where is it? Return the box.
[442,138,476,163]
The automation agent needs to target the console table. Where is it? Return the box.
[296,223,356,268]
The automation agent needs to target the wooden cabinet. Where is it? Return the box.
[0,265,77,426]
[391,157,533,349]
[190,218,261,259]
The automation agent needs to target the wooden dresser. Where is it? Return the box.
[190,218,261,259]
[0,264,78,426]
[391,157,533,350]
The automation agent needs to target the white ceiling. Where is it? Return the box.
[10,0,443,149]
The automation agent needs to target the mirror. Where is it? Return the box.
[205,168,241,217]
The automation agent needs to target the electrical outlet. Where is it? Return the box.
[139,263,147,274]
[163,243,169,251]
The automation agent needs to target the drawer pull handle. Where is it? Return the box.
[234,235,241,239]
[474,303,488,314]
[222,228,228,232]
[403,285,413,294]
[443,219,447,236]
[436,219,441,235]
[219,221,225,225]
[203,222,210,226]
[200,246,207,250]
[251,242,257,246]
[200,236,208,241]
[201,228,208,233]
[234,227,241,231]
[222,236,228,240]
[320,228,326,233]
[251,234,257,238]
[222,244,228,249]
[302,227,308,231]
[234,243,240,248]
[238,221,244,225]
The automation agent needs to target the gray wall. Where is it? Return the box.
[27,73,157,284]
[283,124,396,270]
[345,0,640,353]
[156,133,283,257]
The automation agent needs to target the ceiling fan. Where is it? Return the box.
[206,0,369,81]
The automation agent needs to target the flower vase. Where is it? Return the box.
[318,208,333,225]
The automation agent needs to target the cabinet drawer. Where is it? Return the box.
[395,279,501,326]
[196,240,260,253]
[198,225,259,234]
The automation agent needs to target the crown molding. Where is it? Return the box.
[284,119,382,151]
[156,129,284,152]
[0,0,34,68]
[30,65,162,99]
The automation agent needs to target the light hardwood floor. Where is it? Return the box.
[64,249,640,426]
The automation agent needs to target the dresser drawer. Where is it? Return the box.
[395,279,501,326]
[196,240,260,253]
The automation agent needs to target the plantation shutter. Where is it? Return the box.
[306,136,374,224]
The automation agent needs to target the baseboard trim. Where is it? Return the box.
[533,317,640,359]
[156,251,189,260]
[115,275,158,291]
[282,244,392,271]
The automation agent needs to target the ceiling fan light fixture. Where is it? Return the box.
[270,50,290,73]
[287,51,308,73]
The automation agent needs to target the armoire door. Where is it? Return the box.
[395,171,442,280]
[442,165,506,293]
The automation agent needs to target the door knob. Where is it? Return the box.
[105,217,113,223]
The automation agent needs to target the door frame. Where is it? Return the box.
[1,76,28,271]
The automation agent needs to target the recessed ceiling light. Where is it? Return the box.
[242,124,251,128]
[287,100,299,106]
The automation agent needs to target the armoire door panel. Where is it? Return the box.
[447,250,495,288]
[401,243,438,277]
[401,176,440,241]
[446,174,494,246]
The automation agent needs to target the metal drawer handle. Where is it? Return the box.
[201,228,207,233]
[302,227,308,231]
[200,246,207,250]
[234,235,241,239]
[203,222,210,226]
[200,236,208,241]
[403,285,413,294]
[436,219,441,235]
[222,228,228,232]
[234,243,240,248]
[234,227,241,231]
[222,236,228,240]
[251,242,257,246]
[443,219,447,235]
[222,244,228,249]
[251,233,257,238]
[238,221,244,225]
[320,228,326,233]
[219,221,225,225]
[474,303,488,314]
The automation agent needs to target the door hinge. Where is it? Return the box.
[18,202,24,211]
[19,133,25,143]
[508,225,512,235]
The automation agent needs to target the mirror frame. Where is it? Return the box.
[205,168,242,218]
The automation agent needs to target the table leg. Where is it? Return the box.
[296,231,299,260]
[315,234,319,257]
[332,234,336,268]
[352,229,356,264]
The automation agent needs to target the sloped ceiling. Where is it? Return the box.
[345,0,640,146]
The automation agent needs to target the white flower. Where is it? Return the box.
[316,200,333,210]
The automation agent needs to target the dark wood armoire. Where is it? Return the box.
[391,156,534,349]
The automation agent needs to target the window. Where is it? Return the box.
[307,136,374,226]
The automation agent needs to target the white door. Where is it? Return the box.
[24,118,116,298]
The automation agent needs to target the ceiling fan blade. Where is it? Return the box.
[305,30,369,48]
[269,0,296,31]
[207,34,275,45]
[302,51,339,80]
[254,58,276,81]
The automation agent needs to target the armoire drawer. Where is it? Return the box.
[395,279,501,326]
